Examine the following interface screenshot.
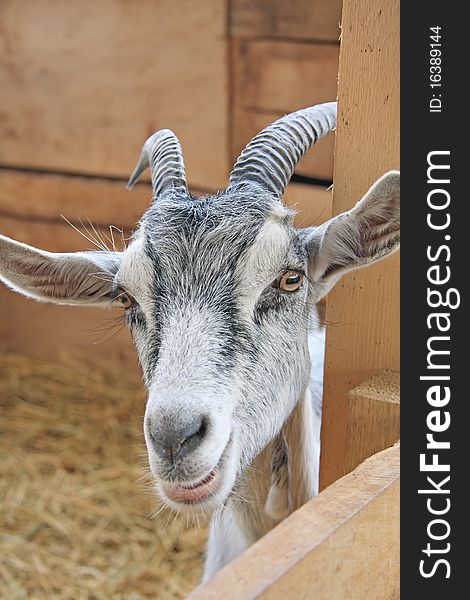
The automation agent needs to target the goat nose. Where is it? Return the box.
[147,416,208,462]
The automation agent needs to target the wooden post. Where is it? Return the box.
[345,371,400,474]
[319,0,400,489]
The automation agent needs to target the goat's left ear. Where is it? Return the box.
[0,234,122,306]
[303,171,400,296]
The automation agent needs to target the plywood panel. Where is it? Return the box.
[230,0,342,42]
[232,40,339,114]
[0,0,228,190]
[232,109,335,180]
[188,444,399,599]
[320,0,400,489]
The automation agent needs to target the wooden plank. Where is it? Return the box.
[0,213,133,253]
[230,0,343,42]
[0,170,152,228]
[232,109,335,181]
[319,0,400,489]
[0,0,229,190]
[232,40,339,114]
[345,371,400,473]
[188,444,399,599]
[0,170,331,229]
[0,214,120,253]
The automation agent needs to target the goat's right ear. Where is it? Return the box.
[303,171,400,299]
[0,235,121,306]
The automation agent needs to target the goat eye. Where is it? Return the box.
[273,270,304,292]
[112,290,135,309]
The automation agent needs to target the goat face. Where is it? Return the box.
[119,188,315,510]
[0,103,400,513]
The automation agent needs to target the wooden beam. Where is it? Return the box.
[0,170,331,230]
[0,169,152,229]
[188,444,399,599]
[345,371,400,473]
[319,0,400,489]
[232,40,339,114]
[230,0,343,42]
[0,0,229,190]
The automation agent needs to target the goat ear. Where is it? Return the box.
[304,171,399,294]
[0,234,121,306]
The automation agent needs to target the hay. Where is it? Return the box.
[0,353,206,599]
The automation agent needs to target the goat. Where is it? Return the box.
[0,102,400,581]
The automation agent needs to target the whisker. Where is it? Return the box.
[108,226,117,252]
[61,215,106,252]
[79,216,110,252]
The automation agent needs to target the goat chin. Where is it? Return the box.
[153,436,239,514]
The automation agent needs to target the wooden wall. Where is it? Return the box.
[0,0,229,190]
[0,0,341,368]
[229,0,341,182]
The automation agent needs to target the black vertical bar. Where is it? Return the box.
[401,1,466,596]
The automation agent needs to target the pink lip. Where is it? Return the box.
[161,470,220,504]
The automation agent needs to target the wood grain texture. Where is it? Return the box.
[0,170,153,229]
[0,0,229,189]
[0,170,331,229]
[285,182,333,227]
[230,0,343,42]
[232,40,339,114]
[319,0,400,489]
[345,371,400,473]
[232,109,335,181]
[188,444,399,599]
[0,214,133,253]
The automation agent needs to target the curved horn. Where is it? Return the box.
[229,102,337,198]
[127,129,188,197]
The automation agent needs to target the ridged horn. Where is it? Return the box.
[127,129,188,197]
[229,102,337,198]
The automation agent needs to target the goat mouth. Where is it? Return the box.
[160,469,220,504]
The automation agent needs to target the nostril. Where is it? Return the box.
[147,415,209,463]
[181,416,208,453]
